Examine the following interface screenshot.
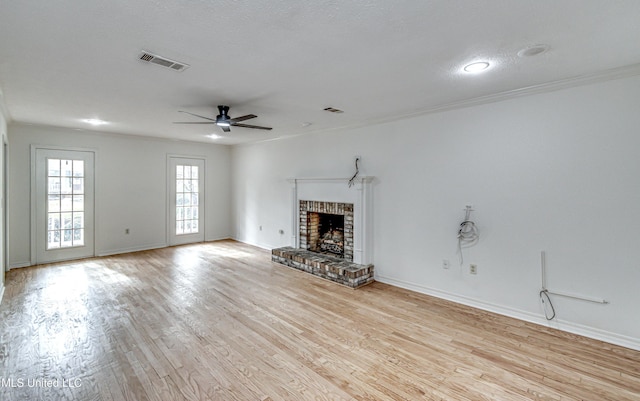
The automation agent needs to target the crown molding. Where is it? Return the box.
[420,62,640,116]
[245,62,640,147]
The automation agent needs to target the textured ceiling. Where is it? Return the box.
[1,0,640,145]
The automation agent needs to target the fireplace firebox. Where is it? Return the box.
[309,212,344,257]
[299,200,354,261]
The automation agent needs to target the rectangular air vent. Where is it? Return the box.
[323,107,344,113]
[138,51,190,72]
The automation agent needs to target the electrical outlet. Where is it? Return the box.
[442,259,450,269]
[259,225,262,231]
[470,264,477,274]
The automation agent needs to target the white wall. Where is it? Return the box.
[231,75,640,350]
[8,124,232,266]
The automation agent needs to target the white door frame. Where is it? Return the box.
[167,154,206,246]
[30,145,97,265]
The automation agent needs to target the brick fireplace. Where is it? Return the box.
[271,176,375,288]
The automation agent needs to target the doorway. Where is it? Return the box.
[168,156,205,246]
[34,148,95,264]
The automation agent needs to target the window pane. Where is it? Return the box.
[60,195,73,212]
[73,195,84,211]
[48,177,60,194]
[73,229,84,246]
[73,178,84,194]
[46,158,87,249]
[62,229,73,247]
[48,231,60,249]
[73,160,84,177]
[62,212,73,229]
[48,195,60,213]
[48,213,61,231]
[174,163,201,237]
[61,177,73,194]
[73,213,84,229]
[61,160,73,176]
[48,159,60,176]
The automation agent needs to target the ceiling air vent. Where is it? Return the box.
[138,51,190,72]
[323,107,344,113]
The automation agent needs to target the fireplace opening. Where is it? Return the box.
[299,200,353,261]
[309,212,344,258]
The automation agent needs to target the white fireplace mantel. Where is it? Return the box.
[287,176,374,265]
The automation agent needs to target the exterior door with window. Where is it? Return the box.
[35,149,95,264]
[168,157,205,245]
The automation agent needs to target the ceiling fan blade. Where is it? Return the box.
[232,123,272,130]
[228,114,257,124]
[220,125,231,133]
[178,110,217,122]
[173,122,216,124]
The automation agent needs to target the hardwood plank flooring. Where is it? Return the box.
[0,240,638,400]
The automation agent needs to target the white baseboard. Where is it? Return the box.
[231,237,274,251]
[9,261,32,269]
[96,242,167,257]
[205,236,234,243]
[376,274,640,352]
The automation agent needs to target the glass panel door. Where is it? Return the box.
[168,157,204,245]
[35,149,94,264]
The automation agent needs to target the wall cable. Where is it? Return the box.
[539,251,557,320]
[539,290,556,320]
[457,206,478,265]
[348,157,360,188]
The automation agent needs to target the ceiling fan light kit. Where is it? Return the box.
[174,105,272,133]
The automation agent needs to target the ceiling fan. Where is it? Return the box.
[173,105,272,133]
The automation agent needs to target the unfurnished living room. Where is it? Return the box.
[0,1,639,400]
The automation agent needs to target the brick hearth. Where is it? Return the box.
[272,247,374,288]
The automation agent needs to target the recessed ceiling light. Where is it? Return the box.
[206,134,222,140]
[81,118,109,126]
[301,122,312,127]
[517,44,549,58]
[463,61,490,73]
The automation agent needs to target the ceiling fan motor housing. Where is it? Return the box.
[216,105,231,124]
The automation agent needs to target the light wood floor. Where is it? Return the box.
[0,240,638,400]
